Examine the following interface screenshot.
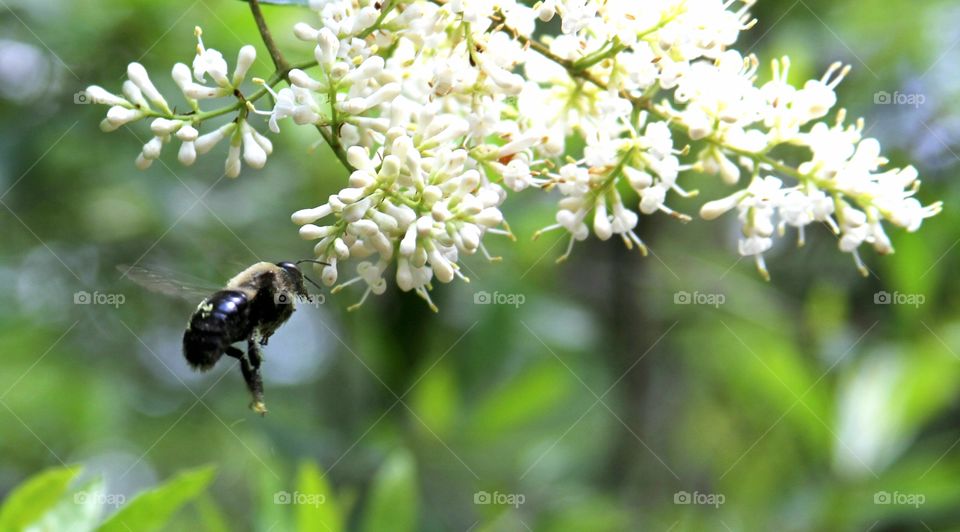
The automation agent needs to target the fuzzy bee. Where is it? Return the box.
[120,260,326,415]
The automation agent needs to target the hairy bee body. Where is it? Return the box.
[183,290,255,370]
[181,261,309,414]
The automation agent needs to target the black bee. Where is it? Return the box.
[120,260,326,415]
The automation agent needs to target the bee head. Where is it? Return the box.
[278,260,328,295]
[276,261,307,296]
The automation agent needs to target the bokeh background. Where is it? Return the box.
[2,0,960,530]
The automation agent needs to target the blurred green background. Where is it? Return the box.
[2,0,960,530]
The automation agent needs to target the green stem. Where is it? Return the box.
[249,0,354,170]
[571,40,625,71]
[357,0,397,39]
[494,11,825,196]
[142,59,317,123]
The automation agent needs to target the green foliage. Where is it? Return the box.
[99,466,216,532]
[411,362,459,437]
[294,461,344,532]
[2,0,959,530]
[0,466,80,531]
[0,466,216,532]
[468,360,574,438]
[359,451,418,532]
[26,477,106,532]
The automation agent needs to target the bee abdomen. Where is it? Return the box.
[183,290,252,370]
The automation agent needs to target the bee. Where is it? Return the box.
[120,260,327,415]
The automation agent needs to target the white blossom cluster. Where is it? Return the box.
[292,137,509,311]
[85,0,943,309]
[85,28,271,177]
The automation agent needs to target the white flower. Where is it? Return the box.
[84,0,942,305]
[293,132,511,311]
[192,27,230,87]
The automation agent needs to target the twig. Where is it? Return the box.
[248,0,289,72]
[247,0,353,170]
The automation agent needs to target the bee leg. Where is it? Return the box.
[224,346,245,360]
[227,344,265,415]
[247,338,263,369]
[239,356,267,416]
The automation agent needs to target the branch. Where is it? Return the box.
[246,0,354,170]
[487,11,825,196]
[248,0,289,72]
[316,125,354,171]
[143,59,317,122]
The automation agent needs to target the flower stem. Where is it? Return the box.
[248,0,289,72]
[142,59,317,123]
[357,0,397,39]
[489,10,824,196]
[246,0,353,170]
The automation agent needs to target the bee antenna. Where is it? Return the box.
[295,260,328,292]
[296,259,330,267]
[302,274,324,292]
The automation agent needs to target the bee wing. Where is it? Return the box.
[117,264,220,301]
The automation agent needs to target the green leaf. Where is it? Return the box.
[257,460,289,531]
[469,361,572,437]
[360,450,418,532]
[293,461,344,532]
[98,466,216,532]
[26,477,105,532]
[411,362,459,437]
[194,495,229,532]
[0,465,81,531]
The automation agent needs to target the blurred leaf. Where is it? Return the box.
[411,362,459,437]
[804,282,849,342]
[25,477,105,532]
[688,320,830,449]
[194,495,229,532]
[0,465,81,531]
[886,230,938,314]
[257,458,289,531]
[835,338,960,475]
[469,361,572,437]
[99,466,216,532]
[360,450,418,532]
[295,461,344,532]
[536,495,631,532]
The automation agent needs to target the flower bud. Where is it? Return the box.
[127,62,170,112]
[293,22,320,42]
[292,205,333,225]
[85,85,129,107]
[232,45,257,86]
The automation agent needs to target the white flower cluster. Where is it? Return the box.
[293,138,509,311]
[86,0,943,309]
[85,28,271,177]
[271,0,532,308]
[687,60,943,276]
